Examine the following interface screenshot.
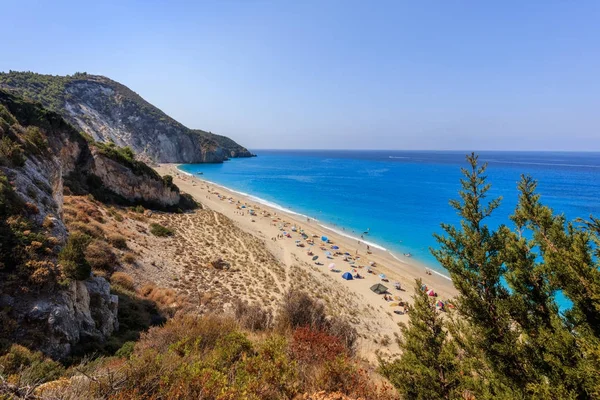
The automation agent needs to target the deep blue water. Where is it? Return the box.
[179,150,600,275]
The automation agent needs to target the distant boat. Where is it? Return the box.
[404,253,412,257]
[196,172,204,175]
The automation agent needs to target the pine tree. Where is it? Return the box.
[504,175,600,398]
[431,153,531,391]
[380,279,458,400]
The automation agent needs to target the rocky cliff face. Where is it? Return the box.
[0,90,186,358]
[0,72,254,163]
[1,277,118,359]
[90,148,180,207]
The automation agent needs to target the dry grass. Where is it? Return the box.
[111,271,135,291]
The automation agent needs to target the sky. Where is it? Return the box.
[1,0,599,151]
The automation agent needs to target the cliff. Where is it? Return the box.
[0,71,254,163]
[0,90,188,358]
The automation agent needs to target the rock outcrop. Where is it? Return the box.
[0,71,255,163]
[0,90,187,359]
[11,277,119,359]
[90,148,180,207]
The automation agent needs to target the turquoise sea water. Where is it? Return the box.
[179,150,600,277]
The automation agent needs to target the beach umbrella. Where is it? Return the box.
[321,236,328,242]
[427,289,436,297]
[379,273,386,280]
[328,263,335,270]
[325,251,332,256]
[312,255,319,261]
[331,245,339,250]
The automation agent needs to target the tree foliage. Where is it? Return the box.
[384,153,600,399]
[380,279,459,400]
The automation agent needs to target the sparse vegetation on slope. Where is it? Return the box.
[0,71,254,163]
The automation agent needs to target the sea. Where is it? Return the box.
[179,150,600,286]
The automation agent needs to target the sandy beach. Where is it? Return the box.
[153,164,457,361]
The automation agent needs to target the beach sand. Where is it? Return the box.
[153,164,457,362]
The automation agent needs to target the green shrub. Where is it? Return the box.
[0,135,25,167]
[150,223,173,237]
[23,126,48,154]
[59,232,92,280]
[0,344,65,385]
[214,331,254,367]
[115,341,136,359]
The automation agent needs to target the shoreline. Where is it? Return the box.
[177,165,452,281]
[156,163,457,359]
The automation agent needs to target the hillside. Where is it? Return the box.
[0,89,197,359]
[0,91,396,399]
[0,71,254,163]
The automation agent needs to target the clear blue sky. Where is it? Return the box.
[2,1,599,151]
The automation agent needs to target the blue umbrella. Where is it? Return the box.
[321,236,328,242]
[332,245,340,250]
[325,251,332,256]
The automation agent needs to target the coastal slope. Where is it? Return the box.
[0,90,192,358]
[0,71,254,163]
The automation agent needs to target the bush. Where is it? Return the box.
[23,126,48,154]
[108,207,124,222]
[69,221,104,239]
[59,232,92,280]
[0,135,25,167]
[290,327,348,364]
[278,289,327,331]
[179,192,198,210]
[85,240,117,271]
[327,316,358,355]
[234,300,273,331]
[115,341,136,359]
[0,344,65,385]
[162,175,173,187]
[111,271,135,291]
[107,234,127,249]
[122,252,136,264]
[278,290,358,354]
[150,223,173,237]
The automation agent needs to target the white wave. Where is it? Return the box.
[389,156,409,159]
[429,268,452,281]
[192,175,314,220]
[388,251,452,281]
[317,224,387,251]
[178,166,450,279]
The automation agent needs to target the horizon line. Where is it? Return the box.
[248,148,600,153]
